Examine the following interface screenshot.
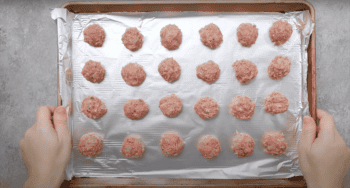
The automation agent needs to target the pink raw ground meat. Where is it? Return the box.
[158,58,181,83]
[199,23,223,49]
[160,24,182,50]
[232,59,258,84]
[193,97,219,120]
[269,20,293,46]
[261,131,287,156]
[83,24,106,47]
[81,60,106,83]
[237,23,259,47]
[81,96,107,119]
[160,131,185,157]
[197,135,221,160]
[77,132,104,157]
[159,94,183,117]
[124,99,149,120]
[267,56,292,80]
[230,132,255,158]
[121,63,146,86]
[264,92,289,114]
[229,95,255,120]
[196,60,221,84]
[122,28,144,51]
[121,134,146,159]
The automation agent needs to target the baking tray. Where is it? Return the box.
[57,0,316,187]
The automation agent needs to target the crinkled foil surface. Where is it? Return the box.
[51,8,314,180]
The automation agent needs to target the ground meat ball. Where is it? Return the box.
[121,63,146,86]
[199,23,223,49]
[269,20,293,46]
[83,24,106,47]
[77,132,104,157]
[264,92,289,114]
[81,60,106,83]
[229,95,255,120]
[124,99,149,120]
[197,135,221,160]
[160,24,182,50]
[81,96,107,119]
[261,131,287,156]
[232,59,258,84]
[159,94,183,117]
[237,23,259,47]
[267,56,292,80]
[160,131,185,157]
[121,134,146,159]
[122,28,144,51]
[196,60,221,84]
[158,58,181,83]
[194,97,219,120]
[230,132,255,158]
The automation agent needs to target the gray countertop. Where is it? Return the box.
[0,0,349,187]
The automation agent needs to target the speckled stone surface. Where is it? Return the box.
[0,0,349,187]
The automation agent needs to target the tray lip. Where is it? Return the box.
[56,0,316,184]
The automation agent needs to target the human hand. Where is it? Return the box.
[20,106,71,188]
[299,109,350,188]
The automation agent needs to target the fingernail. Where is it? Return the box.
[56,106,67,115]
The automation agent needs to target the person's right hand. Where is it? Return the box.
[299,109,350,188]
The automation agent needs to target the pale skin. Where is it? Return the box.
[299,109,350,188]
[20,107,350,187]
[20,105,71,188]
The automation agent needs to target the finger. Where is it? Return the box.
[53,106,71,147]
[36,105,56,131]
[316,109,335,141]
[300,116,317,151]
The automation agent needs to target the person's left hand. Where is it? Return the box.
[20,105,71,188]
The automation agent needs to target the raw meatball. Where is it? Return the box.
[82,60,106,83]
[230,132,255,158]
[197,135,221,160]
[199,23,223,49]
[264,92,289,114]
[269,20,293,46]
[124,99,149,120]
[194,97,219,120]
[159,94,183,117]
[261,131,287,156]
[232,59,258,84]
[121,63,146,86]
[83,24,106,47]
[267,56,292,80]
[237,23,259,47]
[160,24,182,50]
[229,95,255,120]
[121,134,146,159]
[122,28,144,51]
[158,58,181,83]
[196,60,221,84]
[160,131,185,157]
[81,96,107,119]
[77,132,104,157]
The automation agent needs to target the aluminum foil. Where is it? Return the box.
[51,8,314,180]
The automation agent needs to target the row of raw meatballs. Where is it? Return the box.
[81,92,289,120]
[77,130,287,160]
[84,20,293,50]
[82,56,292,86]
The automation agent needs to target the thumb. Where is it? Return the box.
[300,116,317,151]
[53,106,71,146]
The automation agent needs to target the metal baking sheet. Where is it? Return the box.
[51,8,314,180]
